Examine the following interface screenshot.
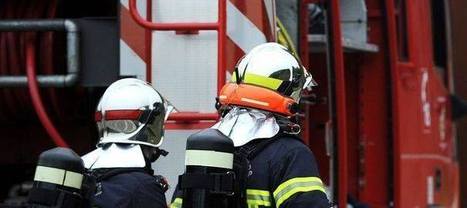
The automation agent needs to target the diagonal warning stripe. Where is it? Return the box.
[227,0,267,53]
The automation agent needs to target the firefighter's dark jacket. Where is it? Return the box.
[171,136,329,208]
[92,169,167,208]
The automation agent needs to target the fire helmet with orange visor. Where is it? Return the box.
[213,42,317,146]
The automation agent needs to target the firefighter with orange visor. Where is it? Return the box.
[171,42,329,208]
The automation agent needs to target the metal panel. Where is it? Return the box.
[308,34,378,53]
[120,39,147,79]
[151,0,218,113]
[340,0,367,43]
[151,31,218,112]
[153,0,218,22]
[77,18,119,87]
[120,0,148,81]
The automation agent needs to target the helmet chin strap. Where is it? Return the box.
[142,146,169,163]
[275,115,301,135]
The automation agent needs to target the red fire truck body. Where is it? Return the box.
[0,0,461,207]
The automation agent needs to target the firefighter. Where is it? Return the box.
[82,78,172,208]
[171,43,329,208]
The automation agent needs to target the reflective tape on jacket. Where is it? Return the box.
[247,189,272,207]
[273,177,325,207]
[170,197,183,208]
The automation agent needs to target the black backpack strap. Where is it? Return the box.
[231,138,278,208]
[179,172,235,195]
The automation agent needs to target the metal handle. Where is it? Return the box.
[0,19,80,87]
[129,0,221,31]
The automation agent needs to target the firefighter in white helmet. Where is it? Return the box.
[82,78,173,208]
[171,42,329,208]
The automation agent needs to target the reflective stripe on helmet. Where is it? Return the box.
[243,73,284,91]
[247,189,272,207]
[95,110,143,121]
[232,71,285,91]
[34,166,83,189]
[273,177,325,207]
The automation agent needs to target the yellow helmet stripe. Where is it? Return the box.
[243,73,284,90]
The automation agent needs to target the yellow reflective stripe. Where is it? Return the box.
[248,204,259,208]
[243,73,283,90]
[273,177,323,196]
[247,199,271,207]
[247,189,272,207]
[170,198,183,208]
[273,177,325,208]
[247,189,270,196]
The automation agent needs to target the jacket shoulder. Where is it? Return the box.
[266,135,311,156]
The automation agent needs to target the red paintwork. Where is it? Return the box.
[168,113,218,121]
[0,0,459,206]
[300,0,458,207]
[387,0,458,207]
[328,0,349,206]
[145,0,152,83]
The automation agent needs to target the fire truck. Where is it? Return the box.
[0,0,462,207]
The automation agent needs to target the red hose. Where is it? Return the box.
[25,37,69,147]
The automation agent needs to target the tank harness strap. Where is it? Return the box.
[179,172,235,195]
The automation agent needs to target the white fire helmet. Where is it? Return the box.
[233,42,317,103]
[94,78,172,147]
[83,78,173,169]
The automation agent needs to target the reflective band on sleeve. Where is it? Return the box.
[243,73,283,91]
[247,189,272,207]
[33,166,83,189]
[273,177,325,208]
[170,198,183,208]
[185,150,234,169]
